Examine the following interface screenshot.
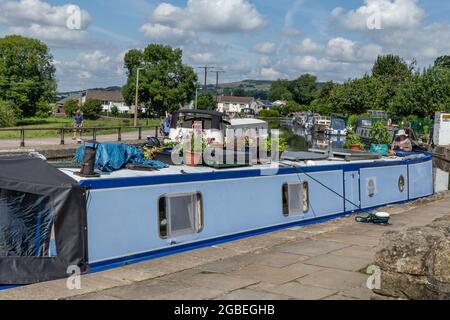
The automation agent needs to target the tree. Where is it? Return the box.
[0,100,19,127]
[329,76,378,115]
[111,105,119,116]
[232,88,247,97]
[290,74,318,105]
[82,99,103,120]
[372,54,412,80]
[268,80,292,101]
[389,67,450,117]
[122,44,197,116]
[64,100,80,116]
[196,92,216,111]
[35,100,52,118]
[0,35,56,117]
[434,55,450,69]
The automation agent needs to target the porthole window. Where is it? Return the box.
[158,192,203,239]
[367,178,376,198]
[282,182,309,216]
[398,175,405,193]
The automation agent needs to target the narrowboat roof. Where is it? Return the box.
[174,109,228,118]
[229,118,268,128]
[59,152,432,187]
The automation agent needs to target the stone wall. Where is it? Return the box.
[373,216,450,300]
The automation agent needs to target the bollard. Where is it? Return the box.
[20,128,25,147]
[60,128,65,145]
[118,127,122,142]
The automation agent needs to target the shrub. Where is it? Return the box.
[82,99,103,120]
[370,121,392,145]
[258,109,280,118]
[64,100,80,116]
[35,101,52,118]
[347,114,358,128]
[0,100,20,127]
[111,105,119,116]
[345,131,363,149]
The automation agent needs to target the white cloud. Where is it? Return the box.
[144,0,265,36]
[140,23,195,44]
[326,37,356,61]
[325,37,382,62]
[56,50,126,90]
[281,26,301,37]
[0,0,91,45]
[189,52,216,64]
[332,0,425,31]
[251,42,277,55]
[260,67,281,79]
[290,38,323,54]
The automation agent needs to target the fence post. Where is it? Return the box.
[118,127,122,142]
[93,128,97,141]
[20,128,25,147]
[138,127,142,140]
[60,128,65,145]
[155,126,159,138]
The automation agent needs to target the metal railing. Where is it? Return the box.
[0,126,160,148]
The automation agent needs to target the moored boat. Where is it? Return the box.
[0,147,434,285]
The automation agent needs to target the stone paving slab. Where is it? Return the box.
[215,289,290,300]
[1,191,449,300]
[250,282,336,300]
[302,254,372,272]
[296,269,368,291]
[278,240,351,256]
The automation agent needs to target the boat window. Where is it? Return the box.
[158,192,203,239]
[398,175,405,193]
[0,188,55,257]
[282,182,309,216]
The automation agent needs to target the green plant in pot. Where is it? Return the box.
[369,121,391,156]
[344,131,364,151]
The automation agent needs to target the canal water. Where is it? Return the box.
[273,120,346,152]
[276,120,450,192]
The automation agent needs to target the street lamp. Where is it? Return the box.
[194,83,202,109]
[134,67,145,127]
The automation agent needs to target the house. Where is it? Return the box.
[254,99,273,113]
[55,93,82,116]
[271,100,288,107]
[81,90,130,113]
[215,96,257,117]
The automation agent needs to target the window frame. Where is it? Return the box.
[282,181,309,217]
[158,192,204,239]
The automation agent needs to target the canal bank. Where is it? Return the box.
[1,191,448,300]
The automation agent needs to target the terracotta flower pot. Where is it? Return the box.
[184,151,202,166]
[350,144,361,151]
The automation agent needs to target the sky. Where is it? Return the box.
[1,0,450,92]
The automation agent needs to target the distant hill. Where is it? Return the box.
[57,86,122,100]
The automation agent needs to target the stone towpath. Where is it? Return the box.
[1,192,449,300]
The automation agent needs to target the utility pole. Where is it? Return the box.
[134,67,145,127]
[197,66,214,92]
[211,70,225,89]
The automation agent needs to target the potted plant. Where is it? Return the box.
[369,121,391,156]
[345,131,363,151]
[182,133,203,166]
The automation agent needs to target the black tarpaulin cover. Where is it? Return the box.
[0,154,88,285]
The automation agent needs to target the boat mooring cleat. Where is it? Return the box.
[355,212,391,225]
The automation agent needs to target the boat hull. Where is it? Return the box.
[79,153,434,269]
